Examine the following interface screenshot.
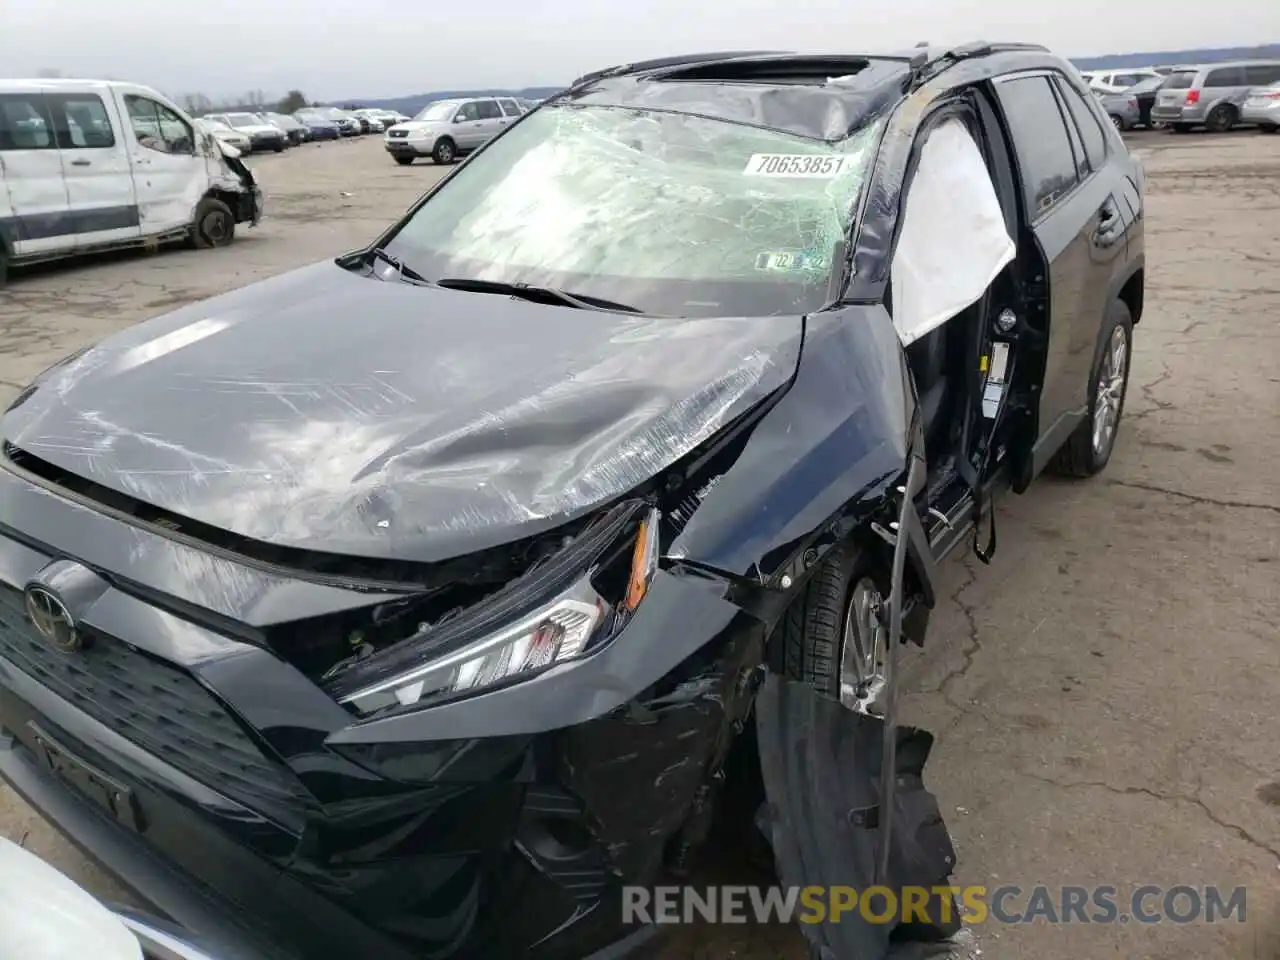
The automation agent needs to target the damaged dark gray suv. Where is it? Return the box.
[0,43,1143,960]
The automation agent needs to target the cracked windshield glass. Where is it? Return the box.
[386,105,884,317]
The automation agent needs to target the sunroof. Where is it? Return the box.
[653,56,874,84]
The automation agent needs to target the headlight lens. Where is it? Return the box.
[333,503,660,716]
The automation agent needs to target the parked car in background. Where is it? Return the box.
[1085,67,1163,94]
[1152,60,1280,131]
[0,78,261,284]
[1241,79,1280,132]
[353,109,389,132]
[320,107,362,136]
[194,116,252,153]
[261,111,310,145]
[1120,75,1164,128]
[292,108,342,140]
[383,96,520,165]
[203,111,288,152]
[1098,90,1141,130]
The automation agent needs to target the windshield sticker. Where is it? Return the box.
[755,251,823,272]
[744,154,848,178]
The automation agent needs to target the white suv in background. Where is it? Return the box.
[1083,67,1164,95]
[382,96,525,165]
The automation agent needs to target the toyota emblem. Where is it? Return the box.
[24,585,82,653]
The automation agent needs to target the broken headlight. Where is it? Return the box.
[330,502,660,715]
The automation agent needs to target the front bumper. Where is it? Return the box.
[247,132,287,151]
[0,460,754,960]
[385,137,432,157]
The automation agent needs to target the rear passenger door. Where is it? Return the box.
[994,72,1126,444]
[0,92,72,258]
[473,99,507,143]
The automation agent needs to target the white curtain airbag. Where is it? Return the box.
[890,119,1016,346]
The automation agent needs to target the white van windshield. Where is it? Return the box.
[386,104,884,318]
[414,101,460,122]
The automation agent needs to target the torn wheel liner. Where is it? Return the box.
[755,676,960,959]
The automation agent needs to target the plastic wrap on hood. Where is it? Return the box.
[889,118,1015,346]
[2,265,802,563]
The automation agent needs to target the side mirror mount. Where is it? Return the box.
[453,114,466,123]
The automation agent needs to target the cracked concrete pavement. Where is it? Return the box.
[1,131,1277,960]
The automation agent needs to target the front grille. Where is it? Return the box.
[388,129,408,139]
[0,589,311,817]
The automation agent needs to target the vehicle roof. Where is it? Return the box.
[1192,58,1280,69]
[558,43,1062,142]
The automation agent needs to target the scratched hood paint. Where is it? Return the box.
[3,262,802,563]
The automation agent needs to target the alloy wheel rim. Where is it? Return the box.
[1092,324,1128,458]
[439,144,453,162]
[839,578,888,716]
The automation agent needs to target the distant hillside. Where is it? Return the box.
[338,43,1280,114]
[1069,43,1280,69]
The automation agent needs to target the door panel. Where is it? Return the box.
[473,100,506,144]
[47,92,141,250]
[118,92,206,236]
[0,92,74,257]
[450,102,485,149]
[995,73,1110,437]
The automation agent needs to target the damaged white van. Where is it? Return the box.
[0,79,262,286]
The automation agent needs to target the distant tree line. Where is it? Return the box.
[175,89,311,118]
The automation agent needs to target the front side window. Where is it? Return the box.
[384,104,884,318]
[455,102,481,122]
[475,100,503,120]
[125,95,194,154]
[996,75,1080,218]
[0,94,53,150]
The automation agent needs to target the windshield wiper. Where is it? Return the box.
[434,277,642,313]
[366,247,434,286]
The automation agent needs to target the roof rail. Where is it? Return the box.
[909,41,1051,84]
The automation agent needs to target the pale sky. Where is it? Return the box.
[1,0,1275,103]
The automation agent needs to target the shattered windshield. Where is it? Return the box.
[385,104,884,317]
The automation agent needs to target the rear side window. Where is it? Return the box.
[1244,64,1280,86]
[1204,66,1245,87]
[1112,73,1148,88]
[0,94,54,150]
[498,98,522,117]
[47,94,115,149]
[1162,72,1196,90]
[1056,81,1108,173]
[996,75,1079,218]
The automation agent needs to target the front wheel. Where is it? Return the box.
[1051,300,1134,478]
[1171,123,1194,133]
[394,156,414,166]
[188,197,236,250]
[432,138,456,164]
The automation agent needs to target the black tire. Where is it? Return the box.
[1204,105,1236,133]
[778,542,959,945]
[1050,300,1134,478]
[432,138,456,164]
[273,144,285,153]
[0,243,9,289]
[188,197,236,250]
[1260,123,1278,134]
[783,541,881,696]
[1110,113,1130,131]
[394,156,414,166]
[1171,123,1194,133]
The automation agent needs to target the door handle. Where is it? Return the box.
[70,159,91,167]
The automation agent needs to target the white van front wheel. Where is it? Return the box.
[189,198,237,250]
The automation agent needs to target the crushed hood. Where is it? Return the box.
[3,262,801,563]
